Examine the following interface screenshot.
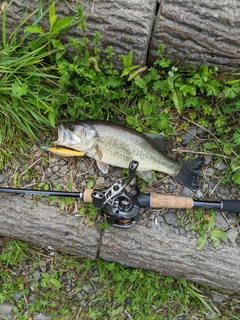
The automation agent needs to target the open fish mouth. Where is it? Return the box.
[54,124,71,145]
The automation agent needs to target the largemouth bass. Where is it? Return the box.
[54,120,204,189]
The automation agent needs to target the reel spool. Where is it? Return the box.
[91,161,140,228]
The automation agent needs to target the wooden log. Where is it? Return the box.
[1,194,240,294]
[73,0,157,69]
[99,224,240,294]
[0,195,101,259]
[148,0,240,70]
[3,0,156,69]
[6,0,240,71]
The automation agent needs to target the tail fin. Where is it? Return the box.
[174,157,205,189]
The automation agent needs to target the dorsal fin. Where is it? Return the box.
[144,133,168,153]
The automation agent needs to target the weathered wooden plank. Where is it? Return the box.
[3,0,156,68]
[1,194,240,293]
[100,224,240,294]
[75,0,157,68]
[0,195,101,259]
[148,0,240,70]
[4,0,240,70]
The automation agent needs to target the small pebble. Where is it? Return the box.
[79,162,88,172]
[88,167,95,176]
[215,212,229,231]
[80,300,87,307]
[29,294,36,301]
[181,128,197,145]
[39,263,47,272]
[231,187,238,194]
[52,165,59,172]
[51,174,58,180]
[174,229,180,235]
[179,228,186,235]
[146,222,153,228]
[0,301,14,319]
[158,215,165,223]
[81,181,87,188]
[212,293,225,303]
[33,270,41,282]
[13,292,23,300]
[204,155,213,165]
[182,187,192,197]
[202,183,209,192]
[164,211,178,227]
[214,161,226,171]
[95,176,105,186]
[33,313,53,320]
[227,229,239,244]
[195,189,204,198]
[50,157,58,163]
[77,293,83,300]
[219,188,226,195]
[169,185,176,193]
[60,165,68,174]
[82,285,93,293]
[205,168,214,177]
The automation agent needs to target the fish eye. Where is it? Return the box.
[69,124,75,131]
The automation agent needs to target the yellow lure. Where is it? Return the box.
[44,146,84,157]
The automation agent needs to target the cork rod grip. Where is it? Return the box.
[150,194,194,209]
[83,189,94,203]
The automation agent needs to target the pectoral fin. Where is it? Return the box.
[97,161,109,174]
[137,171,157,182]
[95,144,103,160]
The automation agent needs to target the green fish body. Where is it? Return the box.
[55,120,204,189]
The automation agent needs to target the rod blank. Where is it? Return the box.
[0,187,82,199]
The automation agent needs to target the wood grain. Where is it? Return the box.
[149,0,240,70]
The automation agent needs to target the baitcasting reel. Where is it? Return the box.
[91,161,141,228]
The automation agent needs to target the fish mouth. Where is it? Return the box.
[54,124,71,146]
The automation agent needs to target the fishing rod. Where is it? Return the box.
[0,161,239,228]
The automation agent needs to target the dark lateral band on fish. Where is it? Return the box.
[54,120,205,189]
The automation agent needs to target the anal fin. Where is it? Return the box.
[97,160,109,174]
[137,171,156,182]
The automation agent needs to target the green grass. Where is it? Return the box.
[0,239,239,319]
[0,2,80,167]
[1,2,240,318]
